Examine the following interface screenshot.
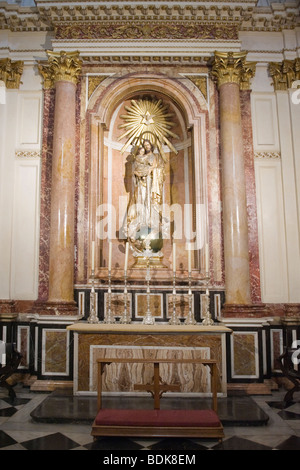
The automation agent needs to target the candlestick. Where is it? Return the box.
[87,268,100,324]
[173,242,176,273]
[92,241,95,271]
[143,259,155,325]
[120,269,131,324]
[108,241,112,271]
[104,270,115,324]
[169,270,181,325]
[201,286,214,326]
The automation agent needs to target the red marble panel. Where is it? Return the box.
[37,88,55,301]
[240,90,261,304]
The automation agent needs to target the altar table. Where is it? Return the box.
[67,323,231,397]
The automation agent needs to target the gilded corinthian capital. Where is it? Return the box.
[0,58,24,89]
[38,50,82,88]
[211,51,256,90]
[269,59,300,91]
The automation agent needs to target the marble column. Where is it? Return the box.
[38,51,82,314]
[211,52,255,308]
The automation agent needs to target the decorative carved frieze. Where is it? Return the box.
[0,58,23,89]
[210,51,256,90]
[269,59,300,91]
[38,50,82,88]
[54,21,239,41]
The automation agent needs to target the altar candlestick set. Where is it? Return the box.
[88,241,214,325]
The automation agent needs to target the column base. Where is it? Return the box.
[222,303,300,318]
[33,300,78,316]
[221,303,268,318]
[283,303,300,317]
[0,300,16,315]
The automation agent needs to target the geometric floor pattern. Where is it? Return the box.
[1,385,300,451]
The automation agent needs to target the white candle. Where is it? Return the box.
[1,353,6,366]
[188,243,192,274]
[173,242,176,272]
[206,288,209,296]
[92,241,95,271]
[108,241,112,271]
[205,243,209,273]
[124,242,129,272]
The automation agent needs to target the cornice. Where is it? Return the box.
[0,1,299,33]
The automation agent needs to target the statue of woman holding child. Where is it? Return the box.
[119,97,178,261]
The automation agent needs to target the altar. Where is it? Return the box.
[67,323,231,398]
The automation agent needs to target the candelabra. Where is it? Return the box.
[201,276,214,326]
[87,269,100,324]
[120,270,131,324]
[104,270,115,324]
[169,271,180,325]
[184,272,196,325]
[143,259,155,325]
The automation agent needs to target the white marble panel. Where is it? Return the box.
[11,159,40,299]
[255,159,288,302]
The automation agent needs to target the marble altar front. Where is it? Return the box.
[67,323,231,397]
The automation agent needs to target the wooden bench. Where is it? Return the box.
[278,347,300,404]
[0,342,22,400]
[91,358,224,440]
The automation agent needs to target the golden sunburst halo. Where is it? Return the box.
[118,97,179,155]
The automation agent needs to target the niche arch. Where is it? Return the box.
[83,72,210,279]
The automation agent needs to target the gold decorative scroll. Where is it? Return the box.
[211,51,256,90]
[0,58,23,89]
[118,97,179,156]
[269,58,300,91]
[38,50,82,88]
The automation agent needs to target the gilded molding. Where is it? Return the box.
[254,151,281,160]
[0,58,23,89]
[210,51,256,90]
[38,50,82,88]
[83,55,208,65]
[269,59,300,91]
[15,150,42,159]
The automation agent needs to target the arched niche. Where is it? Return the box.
[81,73,210,281]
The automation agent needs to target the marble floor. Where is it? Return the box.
[1,385,300,453]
